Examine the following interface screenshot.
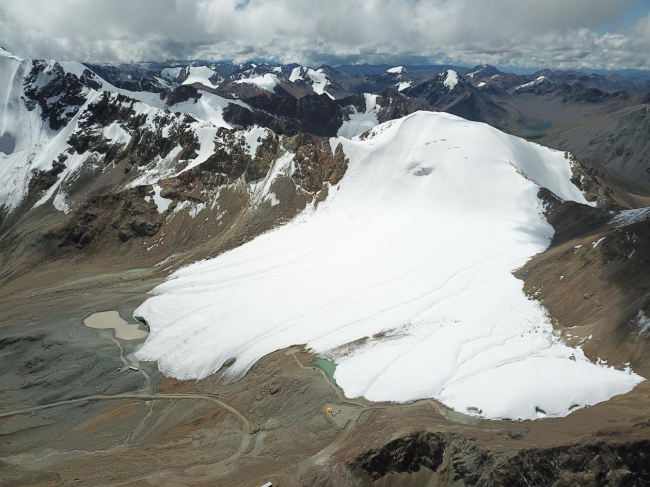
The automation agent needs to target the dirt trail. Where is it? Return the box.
[0,346,371,486]
[0,347,350,486]
[0,392,254,486]
[0,392,250,433]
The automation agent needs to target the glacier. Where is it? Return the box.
[134,111,643,420]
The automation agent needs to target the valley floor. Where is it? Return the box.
[1,262,650,486]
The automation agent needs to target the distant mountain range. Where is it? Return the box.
[82,59,650,96]
[67,57,650,187]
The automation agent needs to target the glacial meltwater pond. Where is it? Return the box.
[84,311,149,340]
[312,358,338,385]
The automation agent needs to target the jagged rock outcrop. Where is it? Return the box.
[222,92,363,137]
[159,84,202,105]
[52,186,163,249]
[84,62,174,93]
[354,432,447,480]
[22,60,100,130]
[285,133,348,192]
[201,127,279,183]
[304,430,650,486]
[66,91,200,172]
[404,71,508,126]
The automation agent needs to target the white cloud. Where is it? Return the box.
[1,0,649,70]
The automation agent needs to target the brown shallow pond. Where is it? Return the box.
[84,311,149,340]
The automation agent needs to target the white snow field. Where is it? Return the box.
[135,111,642,420]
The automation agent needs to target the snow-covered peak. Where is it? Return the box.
[443,69,459,90]
[387,66,405,74]
[288,66,333,98]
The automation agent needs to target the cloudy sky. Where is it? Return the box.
[1,0,649,71]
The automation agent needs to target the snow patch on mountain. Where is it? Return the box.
[182,66,219,89]
[180,95,245,129]
[337,94,380,138]
[306,69,333,98]
[103,122,132,145]
[150,184,172,214]
[288,66,302,82]
[444,70,459,90]
[611,207,650,227]
[34,143,97,212]
[387,66,405,74]
[467,67,483,78]
[466,65,491,78]
[242,126,270,158]
[235,73,278,93]
[514,76,549,91]
[135,111,642,421]
[289,67,333,98]
[396,81,412,91]
[53,191,71,214]
[634,310,650,335]
[161,67,183,81]
[248,151,294,208]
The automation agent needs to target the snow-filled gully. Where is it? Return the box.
[135,112,643,421]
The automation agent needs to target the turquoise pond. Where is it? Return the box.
[312,358,337,384]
